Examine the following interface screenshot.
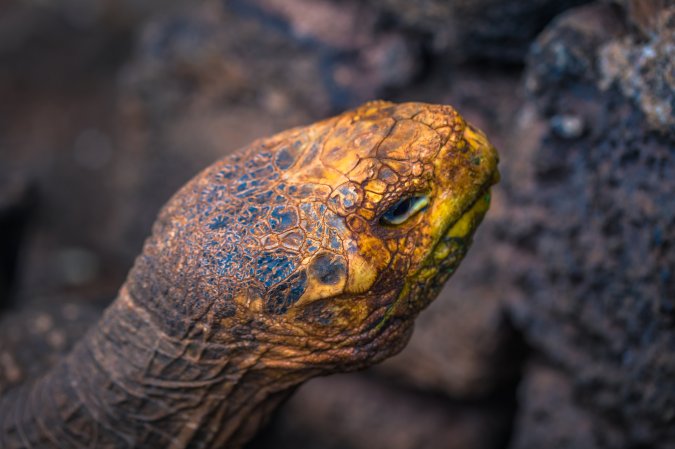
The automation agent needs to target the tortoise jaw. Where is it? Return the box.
[420,184,493,279]
[430,163,500,262]
[376,181,495,330]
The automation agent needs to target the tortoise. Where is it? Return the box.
[0,100,499,448]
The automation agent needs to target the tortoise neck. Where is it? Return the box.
[0,290,302,449]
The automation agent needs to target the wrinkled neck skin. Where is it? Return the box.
[0,288,315,449]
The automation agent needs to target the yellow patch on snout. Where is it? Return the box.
[447,191,491,239]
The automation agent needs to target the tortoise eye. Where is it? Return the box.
[379,195,429,226]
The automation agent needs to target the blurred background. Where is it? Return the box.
[0,0,673,448]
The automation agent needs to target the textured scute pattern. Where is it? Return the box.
[126,101,494,337]
[197,147,347,313]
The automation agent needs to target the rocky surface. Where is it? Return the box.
[599,3,675,131]
[363,0,593,62]
[504,2,675,447]
[509,361,599,448]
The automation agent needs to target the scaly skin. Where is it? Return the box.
[0,101,498,448]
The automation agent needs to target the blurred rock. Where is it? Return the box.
[0,300,101,395]
[363,0,593,63]
[122,0,420,118]
[549,114,585,139]
[609,0,671,37]
[248,373,512,449]
[0,0,162,308]
[54,247,101,287]
[526,1,674,132]
[524,3,626,110]
[236,0,420,102]
[598,5,675,131]
[0,0,188,92]
[0,0,187,48]
[241,0,598,64]
[501,2,675,447]
[510,361,601,449]
[119,2,327,120]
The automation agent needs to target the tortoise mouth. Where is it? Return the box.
[445,187,491,239]
[437,165,499,243]
[374,177,496,330]
[427,162,498,261]
[402,185,492,308]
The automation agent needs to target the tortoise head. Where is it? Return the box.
[127,101,499,372]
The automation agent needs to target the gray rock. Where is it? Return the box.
[503,2,675,446]
[510,361,607,449]
[598,6,675,131]
[363,0,593,62]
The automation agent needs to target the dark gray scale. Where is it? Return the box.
[274,147,297,170]
[309,253,347,286]
[269,205,299,233]
[264,270,308,315]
